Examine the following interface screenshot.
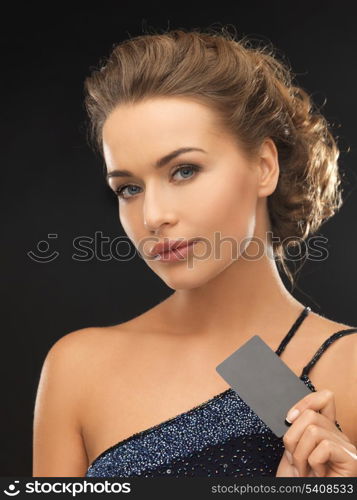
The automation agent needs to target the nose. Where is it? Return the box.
[143,184,177,235]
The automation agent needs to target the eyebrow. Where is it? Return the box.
[105,147,207,184]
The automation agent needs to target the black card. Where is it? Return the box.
[216,335,312,437]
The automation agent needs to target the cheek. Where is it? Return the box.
[119,206,160,257]
[192,171,257,240]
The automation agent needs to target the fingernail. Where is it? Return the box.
[285,450,293,464]
[292,466,299,477]
[286,407,300,423]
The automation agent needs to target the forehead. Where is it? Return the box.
[102,97,227,161]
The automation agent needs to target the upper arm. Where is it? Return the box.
[33,329,93,477]
[332,331,357,448]
[346,336,357,448]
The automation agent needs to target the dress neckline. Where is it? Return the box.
[87,374,318,470]
[87,306,314,470]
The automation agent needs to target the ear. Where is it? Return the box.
[256,138,280,198]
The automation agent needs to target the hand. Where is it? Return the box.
[275,389,357,477]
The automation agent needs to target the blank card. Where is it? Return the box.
[216,335,312,437]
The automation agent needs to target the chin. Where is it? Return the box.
[153,258,233,291]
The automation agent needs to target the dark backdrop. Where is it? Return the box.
[1,2,356,476]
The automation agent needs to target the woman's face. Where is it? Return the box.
[102,96,278,290]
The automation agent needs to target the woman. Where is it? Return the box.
[33,28,357,477]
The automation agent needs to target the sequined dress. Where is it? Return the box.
[85,306,357,478]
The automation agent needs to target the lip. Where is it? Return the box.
[149,238,200,260]
[153,240,200,262]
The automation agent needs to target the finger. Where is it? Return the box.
[275,450,299,477]
[290,423,351,477]
[283,407,348,461]
[286,389,336,425]
[308,439,357,477]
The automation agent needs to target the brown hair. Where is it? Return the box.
[83,26,343,287]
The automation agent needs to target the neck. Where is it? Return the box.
[159,243,304,347]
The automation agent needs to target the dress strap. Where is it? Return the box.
[275,306,311,356]
[300,328,357,377]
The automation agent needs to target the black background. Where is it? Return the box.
[1,2,357,476]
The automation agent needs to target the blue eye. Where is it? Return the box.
[172,165,197,180]
[114,164,201,200]
[115,185,141,198]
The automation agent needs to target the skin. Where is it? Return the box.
[33,96,357,477]
[101,96,357,476]
[102,95,298,345]
[277,390,357,477]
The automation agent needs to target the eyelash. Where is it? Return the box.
[114,164,202,200]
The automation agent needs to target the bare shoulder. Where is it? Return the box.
[55,315,156,382]
[307,312,357,446]
[308,311,357,354]
[37,326,106,400]
[49,307,159,379]
[49,322,138,378]
[33,327,100,476]
[33,324,136,476]
[47,326,101,358]
[307,311,357,379]
[52,318,140,351]
[43,327,112,382]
